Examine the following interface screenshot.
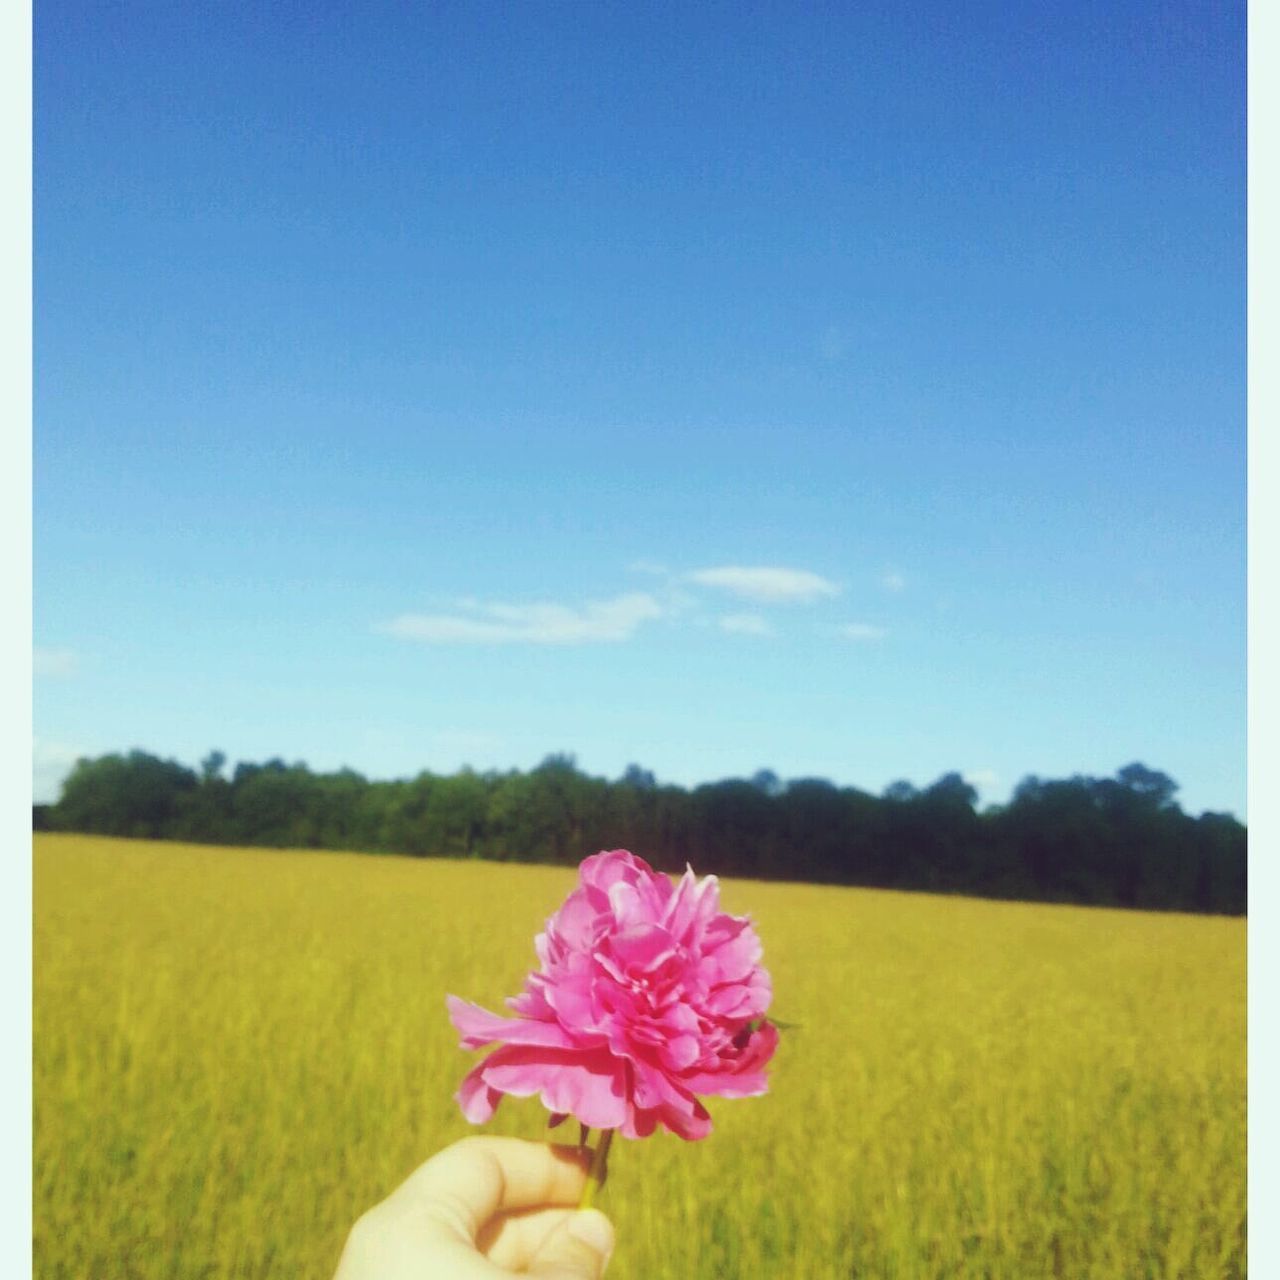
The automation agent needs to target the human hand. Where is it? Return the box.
[333,1136,616,1279]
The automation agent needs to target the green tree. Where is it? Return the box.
[55,750,198,838]
[422,769,490,856]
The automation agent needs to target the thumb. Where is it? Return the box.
[526,1208,615,1279]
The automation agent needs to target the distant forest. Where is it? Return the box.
[34,750,1246,915]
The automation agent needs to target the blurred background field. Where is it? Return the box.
[33,833,1245,1279]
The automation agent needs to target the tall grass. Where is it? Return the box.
[34,834,1245,1278]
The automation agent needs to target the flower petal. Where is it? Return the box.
[477,1045,630,1130]
[456,1061,503,1122]
[679,1021,780,1097]
[630,1057,714,1139]
[609,922,676,973]
[446,996,576,1050]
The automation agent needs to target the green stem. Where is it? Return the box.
[578,1128,614,1210]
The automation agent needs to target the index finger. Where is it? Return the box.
[388,1137,593,1244]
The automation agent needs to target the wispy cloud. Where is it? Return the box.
[34,647,78,677]
[881,570,906,593]
[840,622,887,641]
[380,593,663,646]
[627,558,669,577]
[686,565,839,604]
[719,612,773,637]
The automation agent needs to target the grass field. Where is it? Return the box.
[34,833,1246,1279]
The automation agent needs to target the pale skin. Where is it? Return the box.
[333,1136,616,1280]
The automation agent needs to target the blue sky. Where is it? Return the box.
[34,0,1246,817]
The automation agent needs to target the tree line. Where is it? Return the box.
[33,750,1246,914]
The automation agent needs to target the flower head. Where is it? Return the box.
[447,849,777,1140]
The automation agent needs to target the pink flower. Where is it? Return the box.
[447,850,778,1141]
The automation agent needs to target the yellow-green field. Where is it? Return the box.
[34,833,1246,1279]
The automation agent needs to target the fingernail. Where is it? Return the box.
[569,1208,615,1258]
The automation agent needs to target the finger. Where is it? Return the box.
[525,1209,615,1279]
[476,1206,573,1270]
[335,1218,504,1280]
[387,1137,592,1244]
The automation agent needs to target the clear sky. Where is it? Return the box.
[34,0,1246,817]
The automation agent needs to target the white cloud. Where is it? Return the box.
[686,566,839,604]
[719,612,773,637]
[840,622,887,641]
[964,768,1001,791]
[380,593,663,646]
[882,571,906,593]
[33,739,85,803]
[627,559,669,577]
[34,647,78,677]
